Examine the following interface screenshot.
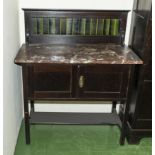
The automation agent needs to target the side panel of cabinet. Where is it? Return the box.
[131,80,152,129]
[143,61,152,80]
[137,81,152,117]
[131,15,152,129]
[78,65,131,100]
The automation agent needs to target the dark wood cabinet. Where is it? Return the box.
[15,9,143,145]
[27,64,132,100]
[124,0,152,144]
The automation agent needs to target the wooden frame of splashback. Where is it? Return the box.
[23,9,128,45]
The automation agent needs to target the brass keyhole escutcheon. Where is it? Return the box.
[79,76,84,88]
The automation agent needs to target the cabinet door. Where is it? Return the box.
[32,64,72,99]
[78,65,131,100]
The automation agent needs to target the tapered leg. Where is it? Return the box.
[119,66,134,145]
[22,65,31,144]
[112,101,117,113]
[24,100,30,144]
[119,101,129,145]
[30,100,35,112]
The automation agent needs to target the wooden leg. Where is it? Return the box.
[119,101,129,145]
[119,66,135,145]
[30,100,35,112]
[118,101,125,122]
[22,65,31,144]
[24,99,30,144]
[112,101,117,113]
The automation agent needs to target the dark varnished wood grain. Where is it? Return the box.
[15,9,144,145]
[125,0,152,144]
[24,64,133,100]
[78,65,131,99]
[24,9,128,45]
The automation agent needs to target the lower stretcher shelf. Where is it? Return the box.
[30,111,122,127]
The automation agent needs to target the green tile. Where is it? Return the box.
[111,19,119,36]
[66,18,72,35]
[90,18,97,35]
[97,19,104,35]
[49,18,56,34]
[37,18,43,34]
[105,19,110,35]
[43,18,49,34]
[14,122,152,155]
[32,18,37,34]
[60,18,66,35]
[80,18,86,35]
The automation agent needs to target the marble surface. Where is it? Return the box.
[15,44,143,64]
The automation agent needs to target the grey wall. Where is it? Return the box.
[3,0,23,154]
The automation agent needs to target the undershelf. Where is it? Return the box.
[30,111,122,127]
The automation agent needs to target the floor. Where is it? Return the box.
[14,123,152,155]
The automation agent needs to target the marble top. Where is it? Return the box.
[14,44,143,65]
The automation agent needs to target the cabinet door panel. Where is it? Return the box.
[33,64,72,98]
[78,65,130,99]
[85,72,122,92]
[34,72,70,91]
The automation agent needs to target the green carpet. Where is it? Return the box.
[14,123,152,155]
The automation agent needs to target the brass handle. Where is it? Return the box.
[79,76,84,88]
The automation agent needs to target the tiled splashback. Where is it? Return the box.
[32,17,120,36]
